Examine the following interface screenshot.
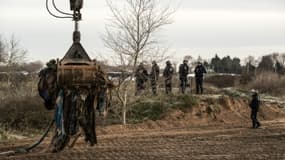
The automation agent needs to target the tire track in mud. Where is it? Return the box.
[1,120,285,160]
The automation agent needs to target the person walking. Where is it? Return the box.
[250,91,261,129]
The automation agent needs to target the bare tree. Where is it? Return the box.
[182,55,193,70]
[0,36,7,63]
[281,53,285,66]
[244,56,256,74]
[103,0,174,125]
[183,55,193,62]
[244,56,254,65]
[22,61,43,73]
[6,36,27,66]
[4,36,27,87]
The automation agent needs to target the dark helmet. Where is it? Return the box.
[166,60,171,65]
[252,92,258,99]
[152,60,157,65]
[251,89,258,97]
[250,89,258,98]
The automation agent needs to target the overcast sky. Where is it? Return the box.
[1,0,285,63]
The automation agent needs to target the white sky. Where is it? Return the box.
[1,0,285,63]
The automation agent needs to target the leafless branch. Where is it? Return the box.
[103,0,174,124]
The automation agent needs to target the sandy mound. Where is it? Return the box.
[97,95,285,134]
[162,95,285,126]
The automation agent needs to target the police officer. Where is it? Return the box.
[250,91,261,128]
[194,62,207,94]
[150,61,160,95]
[179,60,189,94]
[163,61,174,94]
[135,62,148,95]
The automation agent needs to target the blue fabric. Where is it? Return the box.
[55,89,65,135]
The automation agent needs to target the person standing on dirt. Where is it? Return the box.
[249,91,261,129]
[135,62,148,95]
[179,60,189,94]
[163,60,174,94]
[194,62,207,94]
[150,61,160,95]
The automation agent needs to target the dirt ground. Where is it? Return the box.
[0,118,284,160]
[0,95,285,160]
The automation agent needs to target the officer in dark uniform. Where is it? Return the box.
[163,61,174,94]
[250,91,261,128]
[179,60,189,94]
[135,63,148,95]
[150,61,160,95]
[194,62,207,94]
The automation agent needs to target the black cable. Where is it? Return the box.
[0,119,54,156]
[52,0,73,16]
[24,119,54,152]
[46,0,73,19]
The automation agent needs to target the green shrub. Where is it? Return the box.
[128,101,164,123]
[175,95,199,110]
[127,94,199,123]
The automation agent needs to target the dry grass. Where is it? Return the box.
[247,72,285,96]
[0,79,53,132]
[204,74,240,88]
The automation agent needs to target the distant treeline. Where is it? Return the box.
[210,55,242,74]
[206,53,285,75]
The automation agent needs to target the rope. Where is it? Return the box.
[0,119,54,156]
